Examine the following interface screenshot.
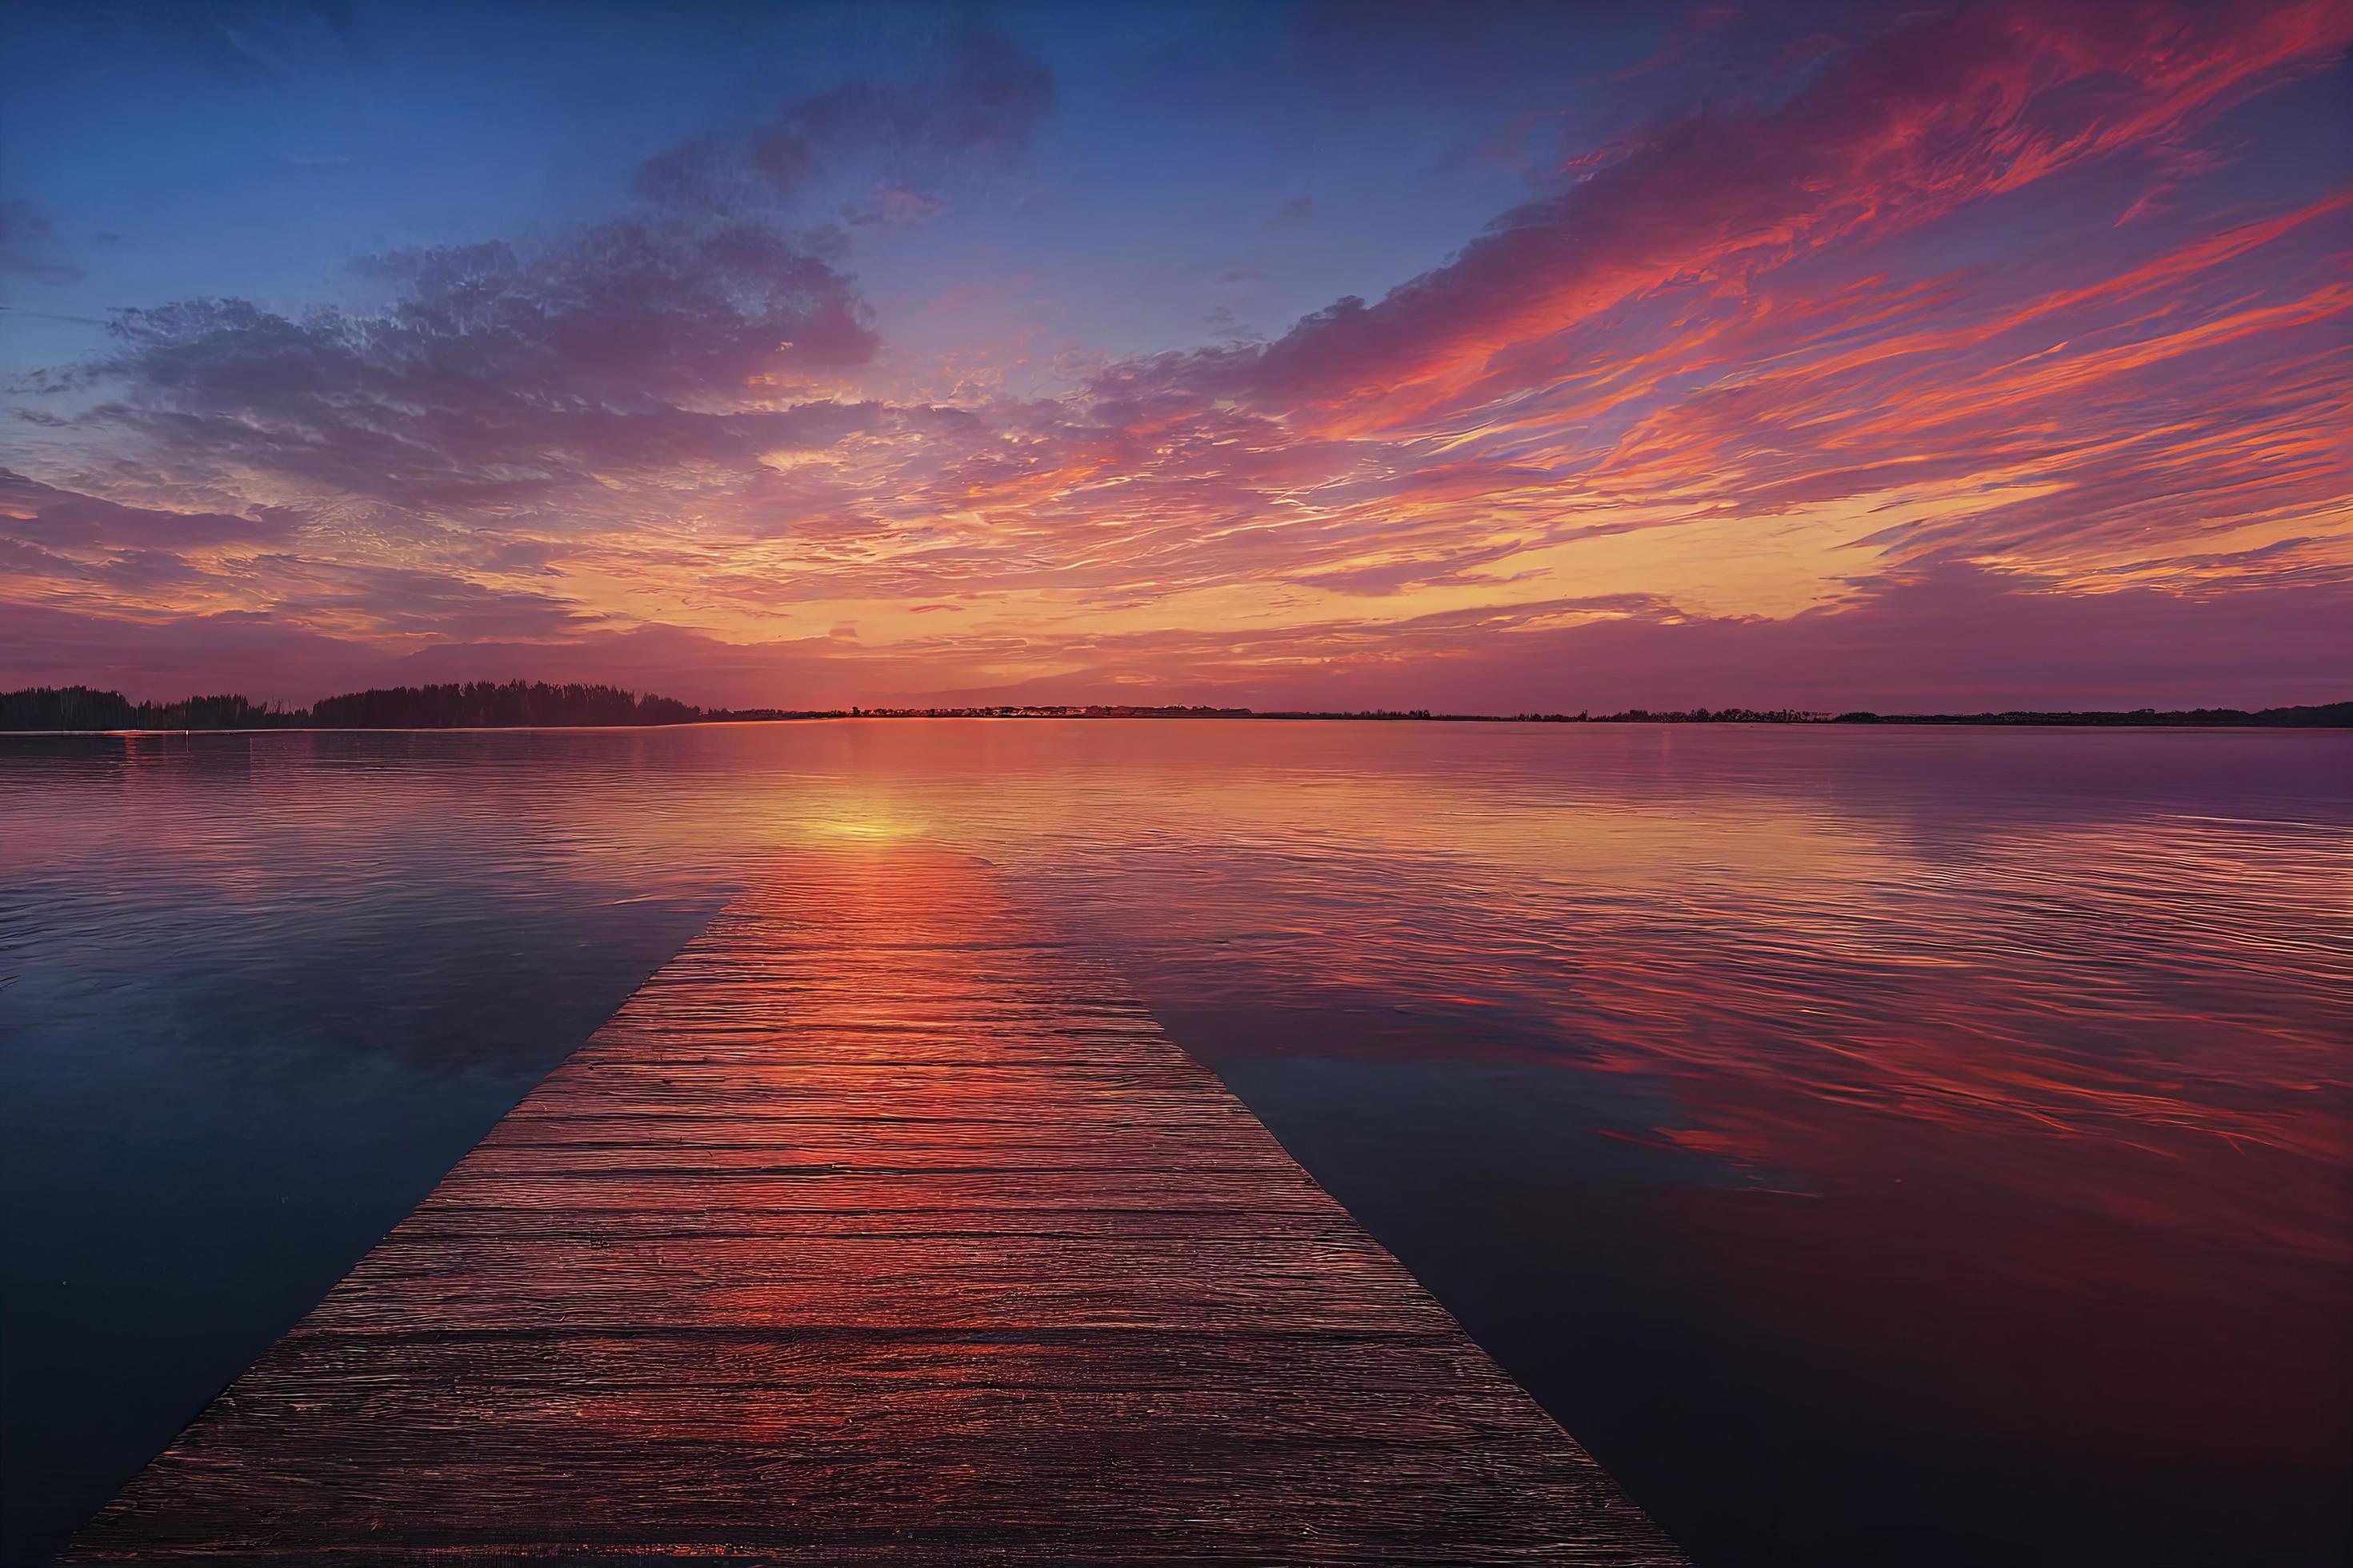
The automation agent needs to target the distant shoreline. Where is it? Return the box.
[5,682,2347,734]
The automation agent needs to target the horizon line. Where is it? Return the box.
[4,682,2347,733]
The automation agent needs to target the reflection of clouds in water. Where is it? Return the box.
[1227,1057,1795,1197]
[2,720,2347,1566]
[1001,760,2347,1178]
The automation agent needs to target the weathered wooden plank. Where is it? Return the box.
[69,846,1686,1565]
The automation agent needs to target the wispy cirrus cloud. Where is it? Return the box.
[631,21,1052,222]
[3,0,2347,708]
[36,218,877,511]
[0,200,82,284]
[1182,0,2353,435]
[1,466,298,549]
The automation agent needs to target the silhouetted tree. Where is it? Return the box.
[306,681,706,728]
[0,686,295,730]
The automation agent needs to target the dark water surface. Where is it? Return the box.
[2,722,2346,1566]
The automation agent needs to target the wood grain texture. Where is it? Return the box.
[70,847,1687,1565]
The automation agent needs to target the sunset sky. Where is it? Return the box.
[2,0,2348,711]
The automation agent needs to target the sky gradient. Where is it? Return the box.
[3,0,2349,711]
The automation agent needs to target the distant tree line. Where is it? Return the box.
[0,686,300,731]
[1503,702,2350,726]
[2,684,2345,732]
[1568,706,1827,724]
[306,681,702,728]
[2,681,707,731]
[1830,702,2350,728]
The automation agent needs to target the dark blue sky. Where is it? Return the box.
[4,2,1679,385]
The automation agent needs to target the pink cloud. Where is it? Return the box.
[6,1,2349,711]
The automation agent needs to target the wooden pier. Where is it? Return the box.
[71,847,1685,1564]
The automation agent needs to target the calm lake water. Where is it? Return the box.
[2,722,2347,1566]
